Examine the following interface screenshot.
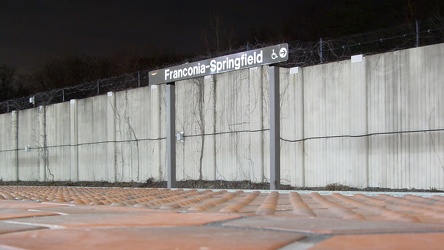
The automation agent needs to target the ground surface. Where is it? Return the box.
[0,186,443,249]
[1,179,442,192]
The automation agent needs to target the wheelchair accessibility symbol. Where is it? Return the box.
[271,49,278,60]
[271,47,288,60]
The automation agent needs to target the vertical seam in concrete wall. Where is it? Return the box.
[107,92,117,182]
[300,68,306,187]
[156,86,162,180]
[261,66,265,182]
[212,76,217,180]
[70,100,79,182]
[12,111,19,181]
[38,106,47,181]
[149,85,162,181]
[364,58,370,188]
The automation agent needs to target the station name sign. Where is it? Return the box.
[149,43,288,85]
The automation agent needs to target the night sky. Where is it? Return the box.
[1,0,303,73]
[1,0,442,74]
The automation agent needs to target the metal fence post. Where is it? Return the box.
[319,37,323,63]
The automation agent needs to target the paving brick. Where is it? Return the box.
[223,215,444,235]
[0,200,68,209]
[0,226,304,250]
[310,233,444,250]
[7,212,243,228]
[0,221,47,234]
[0,209,60,220]
[0,187,443,249]
[34,204,166,215]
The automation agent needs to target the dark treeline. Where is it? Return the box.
[1,0,444,102]
[0,52,190,102]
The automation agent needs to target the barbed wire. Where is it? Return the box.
[1,17,443,115]
[284,17,444,67]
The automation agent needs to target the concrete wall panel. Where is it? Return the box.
[77,96,113,181]
[46,102,71,180]
[214,70,252,181]
[366,45,444,189]
[0,111,18,180]
[16,108,41,181]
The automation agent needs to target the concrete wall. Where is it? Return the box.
[0,43,443,189]
[0,111,18,180]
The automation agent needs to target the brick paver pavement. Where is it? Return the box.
[0,186,443,249]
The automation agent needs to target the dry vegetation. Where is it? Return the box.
[0,179,442,192]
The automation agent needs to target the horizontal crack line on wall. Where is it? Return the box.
[2,128,443,153]
[281,128,444,143]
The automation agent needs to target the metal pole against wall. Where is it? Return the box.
[166,82,177,188]
[269,66,280,190]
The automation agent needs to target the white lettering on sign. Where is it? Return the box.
[164,51,263,81]
[165,63,206,81]
[209,51,263,73]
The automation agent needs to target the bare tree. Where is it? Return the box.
[0,64,27,102]
[201,10,235,55]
